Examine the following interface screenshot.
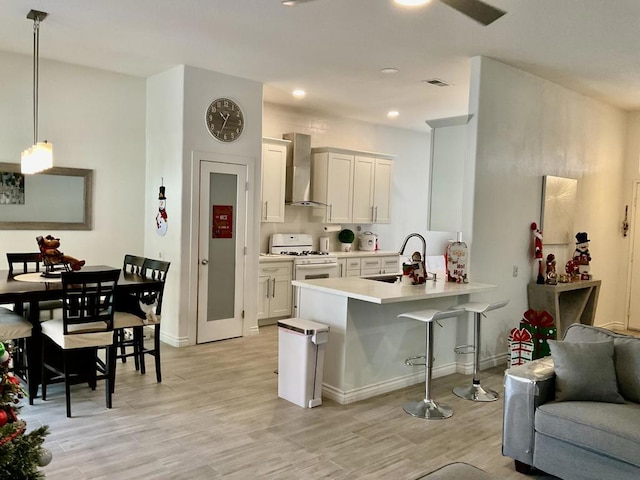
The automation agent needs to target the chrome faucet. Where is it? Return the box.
[398,233,427,262]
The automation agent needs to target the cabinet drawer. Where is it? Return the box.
[346,258,361,271]
[360,258,382,270]
[259,263,292,277]
[360,267,382,276]
[381,256,399,272]
[346,270,361,277]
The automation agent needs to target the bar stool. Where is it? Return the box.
[450,299,509,402]
[0,307,34,403]
[399,308,465,419]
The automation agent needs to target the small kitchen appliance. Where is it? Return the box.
[359,231,377,251]
[319,236,330,253]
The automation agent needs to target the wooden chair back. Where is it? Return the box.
[6,252,42,274]
[141,259,170,314]
[61,269,120,335]
[123,254,146,275]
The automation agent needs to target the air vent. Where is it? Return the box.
[422,78,452,87]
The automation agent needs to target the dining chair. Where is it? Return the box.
[115,254,147,367]
[114,258,170,385]
[40,269,120,417]
[123,254,145,275]
[6,252,63,320]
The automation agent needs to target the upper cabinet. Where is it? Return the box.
[261,138,290,223]
[312,147,394,224]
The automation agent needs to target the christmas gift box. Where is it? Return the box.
[520,309,557,359]
[507,327,534,367]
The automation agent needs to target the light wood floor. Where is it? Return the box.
[21,326,555,480]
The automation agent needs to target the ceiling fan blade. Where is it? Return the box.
[281,0,318,5]
[439,0,506,26]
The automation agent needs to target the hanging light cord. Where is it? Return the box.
[32,15,40,145]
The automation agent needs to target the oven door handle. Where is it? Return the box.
[296,263,338,269]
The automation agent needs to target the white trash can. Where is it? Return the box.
[277,317,329,408]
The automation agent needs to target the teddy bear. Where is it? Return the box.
[36,235,85,271]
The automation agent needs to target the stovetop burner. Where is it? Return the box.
[278,251,329,256]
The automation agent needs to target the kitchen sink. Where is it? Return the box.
[361,274,402,284]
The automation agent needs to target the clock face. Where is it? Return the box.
[205,97,244,142]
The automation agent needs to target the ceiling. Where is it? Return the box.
[1,0,640,132]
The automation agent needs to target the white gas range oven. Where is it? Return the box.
[269,233,339,281]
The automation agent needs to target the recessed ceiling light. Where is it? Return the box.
[380,67,399,74]
[387,111,399,118]
[292,89,306,98]
[394,0,430,7]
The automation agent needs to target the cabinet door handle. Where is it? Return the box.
[339,264,343,276]
[328,204,333,222]
[371,205,375,222]
[264,201,268,220]
[266,278,271,298]
[374,205,378,222]
[272,278,276,298]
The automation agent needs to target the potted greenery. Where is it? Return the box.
[338,229,355,252]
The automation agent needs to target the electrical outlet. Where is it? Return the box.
[512,265,518,277]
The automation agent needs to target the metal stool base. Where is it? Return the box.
[453,384,499,402]
[403,399,453,419]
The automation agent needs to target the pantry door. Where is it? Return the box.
[197,160,247,343]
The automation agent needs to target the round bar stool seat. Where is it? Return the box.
[450,299,509,402]
[399,308,465,419]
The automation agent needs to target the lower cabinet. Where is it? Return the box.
[257,262,292,320]
[338,255,399,277]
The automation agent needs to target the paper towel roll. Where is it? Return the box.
[323,225,341,232]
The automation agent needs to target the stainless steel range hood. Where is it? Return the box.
[283,132,327,207]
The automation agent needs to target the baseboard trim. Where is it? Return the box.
[322,362,457,405]
[322,353,510,405]
[159,331,190,348]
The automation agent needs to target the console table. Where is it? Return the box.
[527,280,601,338]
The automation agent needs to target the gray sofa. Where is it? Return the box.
[502,323,640,479]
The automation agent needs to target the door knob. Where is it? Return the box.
[201,259,209,265]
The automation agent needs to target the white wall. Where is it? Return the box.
[0,51,146,268]
[261,103,455,256]
[146,65,264,346]
[467,57,629,360]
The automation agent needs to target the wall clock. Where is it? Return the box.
[205,97,244,142]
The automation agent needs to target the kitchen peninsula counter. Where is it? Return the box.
[292,277,495,304]
[292,277,496,405]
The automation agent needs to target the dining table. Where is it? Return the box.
[0,265,163,402]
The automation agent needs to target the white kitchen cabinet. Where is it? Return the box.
[372,158,393,224]
[261,138,289,223]
[311,150,354,223]
[312,147,393,224]
[360,257,382,276]
[381,256,400,273]
[345,257,362,277]
[353,156,393,224]
[257,261,292,320]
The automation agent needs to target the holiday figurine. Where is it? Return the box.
[573,232,592,280]
[156,185,168,236]
[545,253,558,285]
[530,223,543,259]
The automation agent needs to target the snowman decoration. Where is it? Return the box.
[155,185,168,236]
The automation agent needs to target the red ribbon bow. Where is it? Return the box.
[509,327,533,342]
[522,309,554,327]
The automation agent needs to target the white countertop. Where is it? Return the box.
[292,276,495,304]
[259,251,399,263]
[329,250,399,258]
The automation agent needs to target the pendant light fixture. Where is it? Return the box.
[21,9,53,174]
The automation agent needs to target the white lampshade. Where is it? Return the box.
[21,141,53,174]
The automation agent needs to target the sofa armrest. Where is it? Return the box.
[502,356,556,466]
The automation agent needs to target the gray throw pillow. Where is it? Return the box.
[548,339,625,403]
[614,337,640,403]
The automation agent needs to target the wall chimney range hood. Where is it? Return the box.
[283,132,326,207]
